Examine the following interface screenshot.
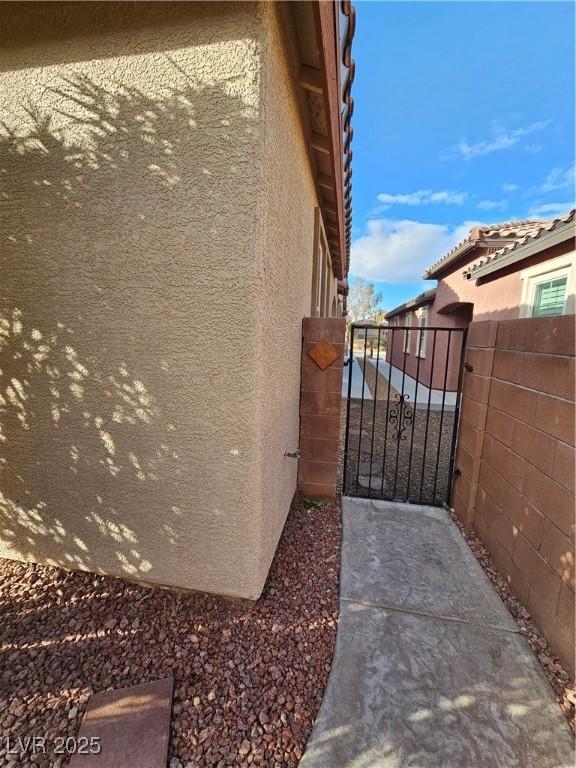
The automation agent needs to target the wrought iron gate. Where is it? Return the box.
[342,324,467,506]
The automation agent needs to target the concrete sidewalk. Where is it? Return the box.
[301,498,574,768]
[365,357,457,409]
[342,359,373,400]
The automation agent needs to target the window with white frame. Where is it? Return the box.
[532,275,568,317]
[519,255,575,319]
[311,209,333,318]
[416,307,428,357]
[404,312,412,353]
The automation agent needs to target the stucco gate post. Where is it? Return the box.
[298,317,346,501]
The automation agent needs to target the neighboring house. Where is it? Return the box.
[0,2,354,599]
[385,210,576,390]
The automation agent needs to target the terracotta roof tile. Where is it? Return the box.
[424,217,564,278]
[463,209,575,278]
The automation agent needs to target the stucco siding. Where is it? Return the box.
[437,268,521,322]
[254,4,318,579]
[0,2,306,599]
[436,239,576,322]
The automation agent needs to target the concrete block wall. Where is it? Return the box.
[298,318,346,502]
[453,316,575,674]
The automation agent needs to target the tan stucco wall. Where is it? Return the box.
[253,4,317,582]
[0,2,319,598]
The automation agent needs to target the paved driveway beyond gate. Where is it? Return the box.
[301,498,574,768]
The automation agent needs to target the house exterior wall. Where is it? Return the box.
[253,3,318,584]
[387,238,575,393]
[436,238,575,321]
[452,317,575,673]
[0,2,324,599]
[386,306,466,392]
[435,259,521,321]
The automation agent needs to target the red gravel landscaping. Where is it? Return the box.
[0,494,341,767]
[450,511,575,733]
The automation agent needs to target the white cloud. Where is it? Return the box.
[350,218,481,284]
[501,183,519,192]
[444,120,550,160]
[524,144,543,155]
[376,189,468,208]
[478,199,508,212]
[538,164,574,193]
[528,202,575,218]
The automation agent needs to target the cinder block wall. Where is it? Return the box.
[453,317,575,673]
[298,318,346,502]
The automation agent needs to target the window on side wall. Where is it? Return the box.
[520,256,575,319]
[532,275,568,317]
[311,209,334,317]
[404,312,412,353]
[311,215,322,316]
[417,307,428,357]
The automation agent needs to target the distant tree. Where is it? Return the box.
[347,277,384,324]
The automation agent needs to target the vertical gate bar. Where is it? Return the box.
[418,329,437,504]
[342,324,355,496]
[406,332,422,502]
[432,329,452,504]
[355,328,369,496]
[392,327,410,500]
[446,328,468,506]
[379,327,395,498]
[367,327,382,498]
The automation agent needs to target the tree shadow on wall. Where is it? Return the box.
[0,62,258,584]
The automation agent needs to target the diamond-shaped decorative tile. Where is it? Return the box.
[307,338,339,370]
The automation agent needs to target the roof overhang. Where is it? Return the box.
[385,288,436,319]
[464,216,576,281]
[424,240,476,279]
[287,1,354,280]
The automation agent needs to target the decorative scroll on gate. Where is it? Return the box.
[388,393,413,442]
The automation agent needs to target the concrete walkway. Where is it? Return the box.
[342,359,373,400]
[365,357,457,409]
[301,498,574,768]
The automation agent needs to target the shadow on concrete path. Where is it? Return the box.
[301,498,575,768]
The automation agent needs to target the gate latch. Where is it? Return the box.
[284,449,301,459]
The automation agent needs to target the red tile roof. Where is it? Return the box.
[424,218,563,279]
[463,209,575,278]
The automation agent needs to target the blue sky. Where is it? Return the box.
[349,1,575,311]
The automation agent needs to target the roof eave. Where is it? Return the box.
[424,239,476,279]
[385,289,436,319]
[464,223,575,281]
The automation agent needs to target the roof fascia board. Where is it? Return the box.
[386,291,436,318]
[313,0,346,279]
[425,240,476,279]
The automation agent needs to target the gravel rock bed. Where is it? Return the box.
[0,494,341,767]
[343,358,456,504]
[357,355,400,401]
[343,395,455,505]
[450,511,575,733]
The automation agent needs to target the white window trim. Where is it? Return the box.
[311,209,337,318]
[519,253,575,318]
[416,307,428,358]
[404,312,412,353]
